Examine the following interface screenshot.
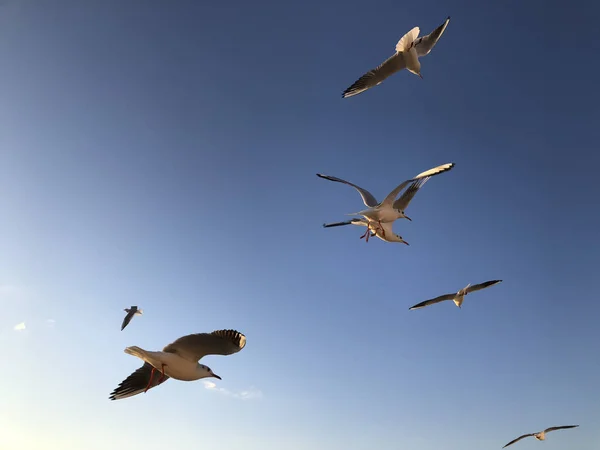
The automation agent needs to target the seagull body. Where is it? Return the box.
[323,218,409,244]
[503,425,579,448]
[121,306,143,331]
[109,329,246,400]
[342,16,450,98]
[409,280,502,310]
[317,163,455,235]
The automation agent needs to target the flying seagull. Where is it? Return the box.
[109,329,246,400]
[121,306,143,331]
[323,218,409,244]
[342,16,450,98]
[409,280,502,310]
[502,425,579,448]
[317,162,454,237]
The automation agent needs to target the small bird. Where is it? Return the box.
[317,163,454,234]
[109,329,246,400]
[323,218,409,244]
[121,306,143,331]
[502,425,579,448]
[342,16,450,98]
[409,280,502,310]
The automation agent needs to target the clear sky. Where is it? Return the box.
[1,0,599,449]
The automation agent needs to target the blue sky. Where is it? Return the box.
[1,0,599,449]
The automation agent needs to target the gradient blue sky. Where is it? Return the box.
[1,0,599,449]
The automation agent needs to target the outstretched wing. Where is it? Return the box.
[502,433,535,448]
[120,310,135,331]
[409,293,455,310]
[544,425,579,434]
[413,16,450,57]
[162,329,246,363]
[393,177,429,211]
[465,280,502,294]
[323,219,366,228]
[342,52,406,99]
[316,173,379,207]
[109,362,170,400]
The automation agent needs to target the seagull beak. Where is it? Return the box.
[405,215,412,221]
[402,240,409,246]
[418,74,423,79]
[212,374,222,380]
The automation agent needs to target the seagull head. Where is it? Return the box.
[198,363,222,380]
[398,210,412,221]
[395,235,409,245]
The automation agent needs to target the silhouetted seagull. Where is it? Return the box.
[342,16,450,98]
[317,163,454,237]
[409,280,502,310]
[323,218,409,244]
[502,425,579,448]
[109,329,246,400]
[121,306,143,331]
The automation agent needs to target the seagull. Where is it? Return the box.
[109,329,246,400]
[121,306,143,331]
[409,280,502,310]
[323,218,409,244]
[342,16,450,98]
[317,162,454,237]
[502,425,579,448]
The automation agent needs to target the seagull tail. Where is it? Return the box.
[124,345,149,361]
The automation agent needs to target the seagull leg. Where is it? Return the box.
[378,220,385,237]
[144,367,156,393]
[157,363,167,383]
[360,228,370,240]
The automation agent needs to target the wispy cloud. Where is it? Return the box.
[13,322,26,331]
[202,380,263,400]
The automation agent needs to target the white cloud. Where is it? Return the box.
[202,380,262,400]
[13,322,26,331]
[46,319,56,328]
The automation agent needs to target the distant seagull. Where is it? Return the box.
[317,163,454,236]
[109,329,246,400]
[121,306,143,331]
[409,280,502,310]
[502,425,579,448]
[342,16,450,98]
[323,218,409,244]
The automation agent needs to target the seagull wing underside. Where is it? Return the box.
[162,329,247,363]
[409,293,455,310]
[109,362,170,400]
[316,173,379,207]
[502,433,535,448]
[342,52,406,99]
[414,16,450,57]
[465,279,502,294]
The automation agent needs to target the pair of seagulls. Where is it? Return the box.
[110,329,246,400]
[319,163,455,244]
[342,16,450,98]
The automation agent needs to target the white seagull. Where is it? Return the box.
[409,280,502,310]
[121,306,143,331]
[109,329,246,400]
[502,425,579,448]
[323,218,409,244]
[342,16,450,98]
[317,162,454,238]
